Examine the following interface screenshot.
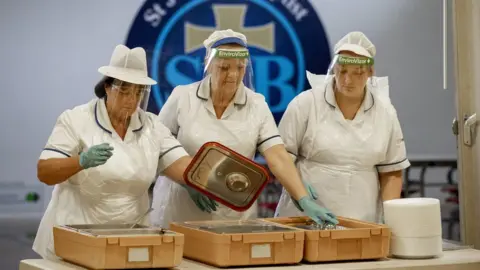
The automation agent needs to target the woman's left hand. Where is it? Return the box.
[291,180,318,211]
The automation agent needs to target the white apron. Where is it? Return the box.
[275,88,387,223]
[33,129,157,260]
[151,99,260,228]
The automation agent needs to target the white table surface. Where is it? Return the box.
[19,249,480,270]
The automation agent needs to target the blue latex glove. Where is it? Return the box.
[292,180,318,211]
[182,185,218,213]
[79,143,114,169]
[296,196,338,225]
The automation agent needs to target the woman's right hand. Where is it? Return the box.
[79,143,114,169]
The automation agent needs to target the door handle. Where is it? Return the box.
[463,113,477,146]
[452,118,458,136]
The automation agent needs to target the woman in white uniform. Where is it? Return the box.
[151,29,338,228]
[33,45,191,260]
[275,32,411,223]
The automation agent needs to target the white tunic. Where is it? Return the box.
[274,81,411,223]
[150,79,283,228]
[33,98,188,260]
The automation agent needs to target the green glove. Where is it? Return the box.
[79,143,114,169]
[182,185,218,213]
[292,180,318,211]
[296,196,338,225]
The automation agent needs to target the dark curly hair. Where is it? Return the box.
[94,76,115,98]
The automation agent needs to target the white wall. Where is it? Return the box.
[0,0,457,217]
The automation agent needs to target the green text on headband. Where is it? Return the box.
[337,55,374,65]
[215,49,250,59]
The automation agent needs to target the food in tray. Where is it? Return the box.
[292,221,348,230]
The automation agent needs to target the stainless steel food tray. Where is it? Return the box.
[180,220,297,234]
[65,224,148,229]
[60,224,172,237]
[196,224,296,234]
[54,223,185,269]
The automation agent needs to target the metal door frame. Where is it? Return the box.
[452,0,480,248]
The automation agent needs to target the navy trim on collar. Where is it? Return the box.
[132,114,143,132]
[196,83,207,101]
[94,101,112,134]
[324,88,336,109]
[364,93,375,112]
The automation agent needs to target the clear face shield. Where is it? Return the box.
[105,79,151,124]
[324,54,375,97]
[203,47,255,99]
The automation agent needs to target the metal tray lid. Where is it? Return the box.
[183,142,270,211]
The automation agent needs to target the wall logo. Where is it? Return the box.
[126,0,331,121]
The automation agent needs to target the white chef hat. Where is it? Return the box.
[203,29,248,54]
[334,31,376,58]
